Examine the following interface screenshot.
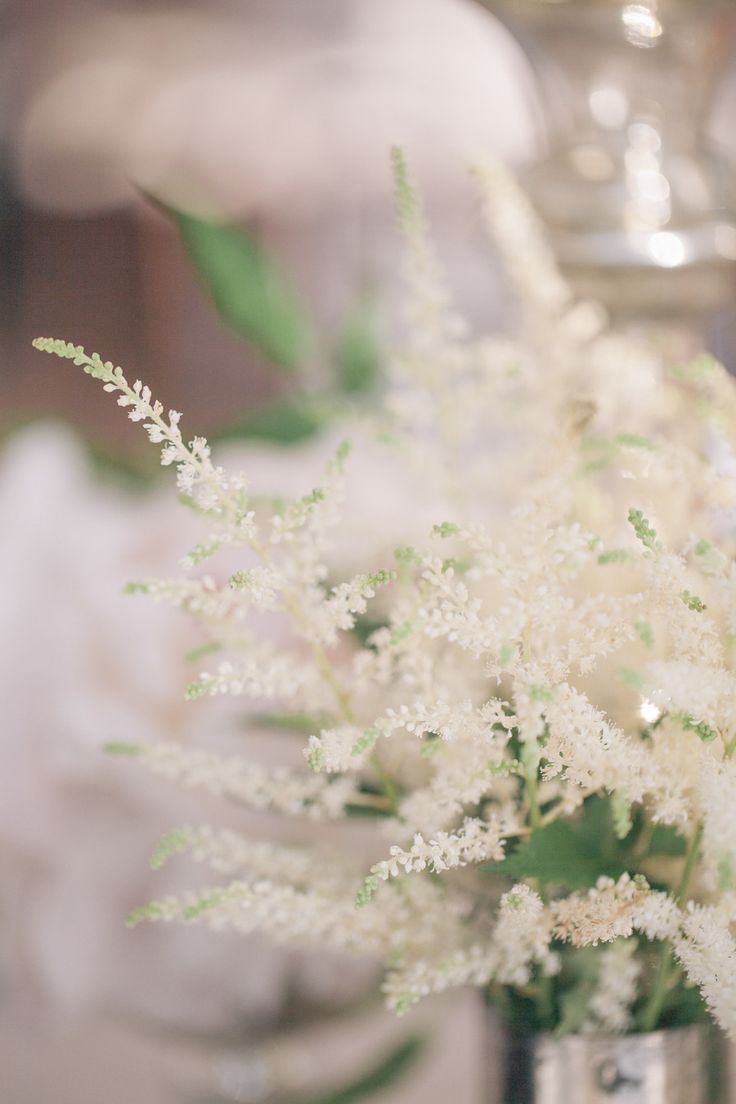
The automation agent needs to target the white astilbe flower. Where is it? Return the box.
[392,703,518,836]
[643,554,723,669]
[543,687,640,795]
[31,343,252,525]
[382,884,560,1013]
[474,159,571,320]
[413,558,506,659]
[128,569,282,626]
[305,726,366,774]
[128,879,403,956]
[585,939,642,1034]
[543,685,690,822]
[630,889,682,943]
[363,816,505,901]
[700,758,736,890]
[382,944,498,1014]
[647,660,736,740]
[553,875,641,947]
[675,903,736,1038]
[307,570,396,645]
[370,696,514,748]
[396,739,511,836]
[387,149,471,454]
[33,155,736,1039]
[116,741,354,820]
[553,875,679,948]
[268,442,350,572]
[129,863,469,970]
[187,651,324,706]
[150,825,360,897]
[493,884,560,986]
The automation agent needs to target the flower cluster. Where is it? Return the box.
[33,150,736,1039]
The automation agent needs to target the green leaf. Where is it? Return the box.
[335,297,382,395]
[296,1037,425,1104]
[104,742,143,757]
[343,802,393,819]
[184,641,223,664]
[84,441,157,490]
[482,806,625,889]
[215,397,324,445]
[171,207,316,371]
[253,712,325,734]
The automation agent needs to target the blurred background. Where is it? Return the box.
[1,0,539,451]
[1,1,735,1101]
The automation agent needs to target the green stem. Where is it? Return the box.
[526,769,542,831]
[640,944,675,1034]
[270,554,401,813]
[522,741,542,831]
[675,823,703,907]
[639,823,703,1033]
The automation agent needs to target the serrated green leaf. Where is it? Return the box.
[482,808,625,889]
[216,397,324,445]
[343,802,393,819]
[296,1036,424,1104]
[171,207,316,371]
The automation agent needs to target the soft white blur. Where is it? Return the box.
[0,2,541,1101]
[8,0,538,217]
[0,421,481,1102]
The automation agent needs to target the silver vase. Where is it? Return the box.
[479,0,736,328]
[487,1019,720,1103]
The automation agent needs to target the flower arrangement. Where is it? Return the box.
[33,150,736,1042]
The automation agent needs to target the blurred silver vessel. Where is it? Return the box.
[484,0,736,323]
[487,1020,717,1103]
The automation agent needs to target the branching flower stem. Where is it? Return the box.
[252,539,399,812]
[33,341,400,815]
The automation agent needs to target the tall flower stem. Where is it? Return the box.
[639,823,704,1033]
